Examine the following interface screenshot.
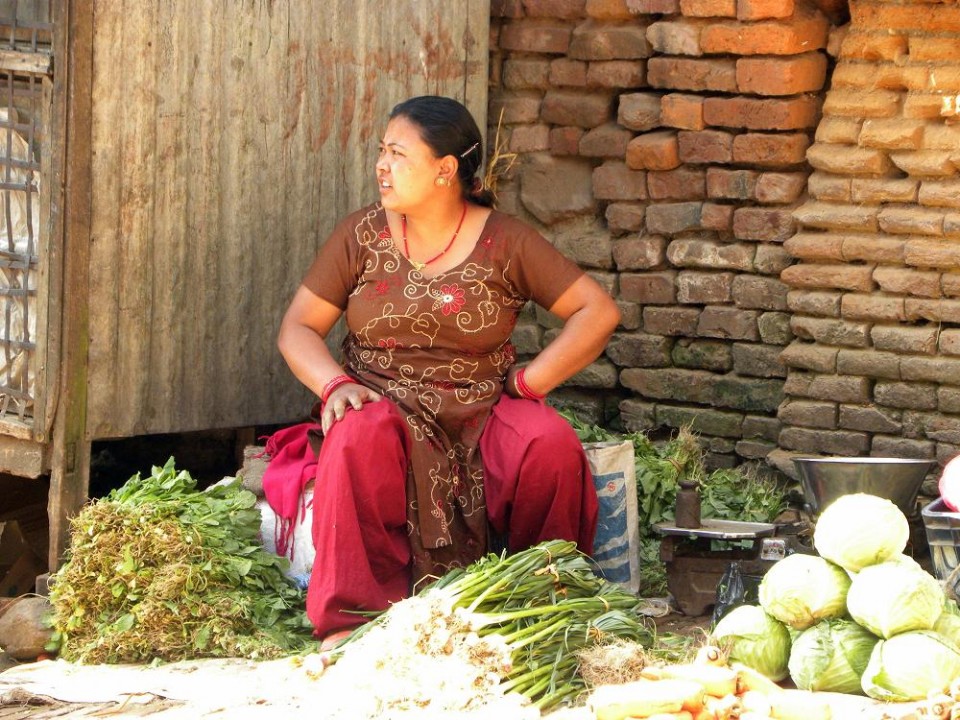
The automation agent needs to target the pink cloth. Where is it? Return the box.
[260,422,318,561]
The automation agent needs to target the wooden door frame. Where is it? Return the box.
[46,0,92,570]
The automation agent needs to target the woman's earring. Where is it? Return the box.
[435,176,448,187]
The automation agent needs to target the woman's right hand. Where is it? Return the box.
[321,383,382,434]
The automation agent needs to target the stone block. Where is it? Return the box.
[743,415,781,441]
[780,341,838,373]
[656,405,744,437]
[786,289,842,317]
[758,311,793,345]
[873,267,942,299]
[667,237,755,270]
[875,381,938,411]
[592,161,647,201]
[706,168,757,200]
[755,172,807,204]
[647,168,706,201]
[619,398,657,431]
[587,60,647,88]
[779,399,837,429]
[836,348,901,380]
[778,427,870,455]
[789,316,870,347]
[733,207,797,242]
[521,155,596,225]
[678,130,734,164]
[569,19,653,60]
[647,57,738,92]
[500,20,575,54]
[840,294,907,322]
[733,342,787,378]
[643,306,701,336]
[697,306,760,341]
[732,275,789,311]
[839,404,902,434]
[677,270,734,304]
[646,20,704,56]
[541,89,614,127]
[579,123,633,157]
[672,339,734,372]
[618,92,662,131]
[606,203,647,233]
[646,201,703,233]
[620,270,678,304]
[780,263,876,292]
[605,331,673,366]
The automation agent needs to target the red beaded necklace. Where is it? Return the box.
[401,201,468,272]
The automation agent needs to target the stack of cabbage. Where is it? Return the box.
[711,493,960,701]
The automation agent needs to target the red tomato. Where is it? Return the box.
[939,455,960,511]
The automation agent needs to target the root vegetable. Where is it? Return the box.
[767,689,832,720]
[641,663,738,698]
[731,663,784,696]
[705,693,742,720]
[589,680,706,720]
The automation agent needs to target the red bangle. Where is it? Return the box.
[321,374,356,404]
[515,368,546,401]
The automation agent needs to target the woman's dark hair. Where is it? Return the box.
[390,95,496,208]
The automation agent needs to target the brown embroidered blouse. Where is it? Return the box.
[302,203,584,580]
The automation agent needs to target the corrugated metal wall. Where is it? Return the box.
[84,0,489,439]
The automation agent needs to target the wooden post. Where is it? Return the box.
[46,0,93,571]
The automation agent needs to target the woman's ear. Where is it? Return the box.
[437,155,459,185]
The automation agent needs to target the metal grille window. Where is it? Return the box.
[0,0,50,424]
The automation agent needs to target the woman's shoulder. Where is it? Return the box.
[334,202,387,236]
[483,209,545,245]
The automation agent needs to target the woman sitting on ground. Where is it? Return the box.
[277,95,621,646]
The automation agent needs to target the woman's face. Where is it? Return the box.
[376,115,444,214]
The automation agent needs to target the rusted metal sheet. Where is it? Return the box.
[85,0,489,438]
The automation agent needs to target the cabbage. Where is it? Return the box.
[758,554,850,630]
[845,559,944,638]
[861,630,960,701]
[711,604,791,681]
[934,599,960,647]
[787,619,879,694]
[813,493,909,572]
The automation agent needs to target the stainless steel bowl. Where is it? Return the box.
[792,456,934,515]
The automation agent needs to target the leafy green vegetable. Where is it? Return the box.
[711,604,792,681]
[788,618,878,694]
[758,554,850,630]
[813,493,909,573]
[861,630,960,701]
[846,557,944,639]
[49,458,314,663]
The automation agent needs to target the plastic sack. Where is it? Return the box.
[712,561,760,626]
[583,440,641,593]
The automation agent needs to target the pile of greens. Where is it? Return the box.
[561,411,788,597]
[48,458,314,663]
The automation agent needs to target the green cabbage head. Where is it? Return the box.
[711,604,791,681]
[759,554,850,630]
[787,618,879,694]
[861,630,960,701]
[813,493,908,572]
[934,599,960,647]
[846,558,944,638]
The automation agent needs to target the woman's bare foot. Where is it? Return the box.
[319,628,353,653]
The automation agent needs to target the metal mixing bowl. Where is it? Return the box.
[792,456,934,516]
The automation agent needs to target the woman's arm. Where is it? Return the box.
[278,286,381,433]
[509,274,620,397]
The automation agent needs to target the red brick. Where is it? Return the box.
[579,123,633,157]
[793,202,879,232]
[850,3,960,33]
[781,263,876,292]
[701,203,734,232]
[661,93,705,131]
[508,124,551,153]
[733,207,796,242]
[643,306,701,335]
[646,20,704,56]
[783,233,844,262]
[647,57,737,92]
[549,58,588,87]
[755,172,806,204]
[706,168,758,200]
[851,178,918,205]
[504,58,552,90]
[701,12,829,55]
[736,53,828,96]
[842,235,905,265]
[903,238,960,270]
[859,118,926,150]
[499,20,573,54]
[522,0,586,18]
[806,143,892,175]
[680,0,736,17]
[839,31,907,62]
[878,206,944,237]
[677,271,734,304]
[586,60,646,87]
[569,19,653,60]
[647,167,706,200]
[873,267,942,299]
[667,237,755,270]
[919,180,960,210]
[620,270,678,304]
[907,94,956,121]
[732,132,810,167]
[627,0,680,13]
[646,202,704,234]
[703,96,820,131]
[678,129,734,164]
[549,126,584,155]
[807,172,851,202]
[586,0,634,19]
[492,0,526,18]
[814,117,862,144]
[489,92,543,124]
[626,130,681,170]
[607,203,648,233]
[618,92,662,131]
[593,160,648,200]
[909,37,960,63]
[890,151,956,178]
[541,90,613,128]
[736,0,793,19]
[831,63,930,93]
[822,89,901,118]
[923,125,960,151]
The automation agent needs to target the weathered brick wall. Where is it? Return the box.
[776,1,960,478]
[490,0,833,467]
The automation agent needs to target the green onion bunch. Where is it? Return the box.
[331,539,661,711]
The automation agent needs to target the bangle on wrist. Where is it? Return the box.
[514,368,546,401]
[321,374,355,404]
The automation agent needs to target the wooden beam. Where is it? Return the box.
[46,0,92,571]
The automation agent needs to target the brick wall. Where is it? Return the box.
[776,0,960,481]
[490,0,834,468]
